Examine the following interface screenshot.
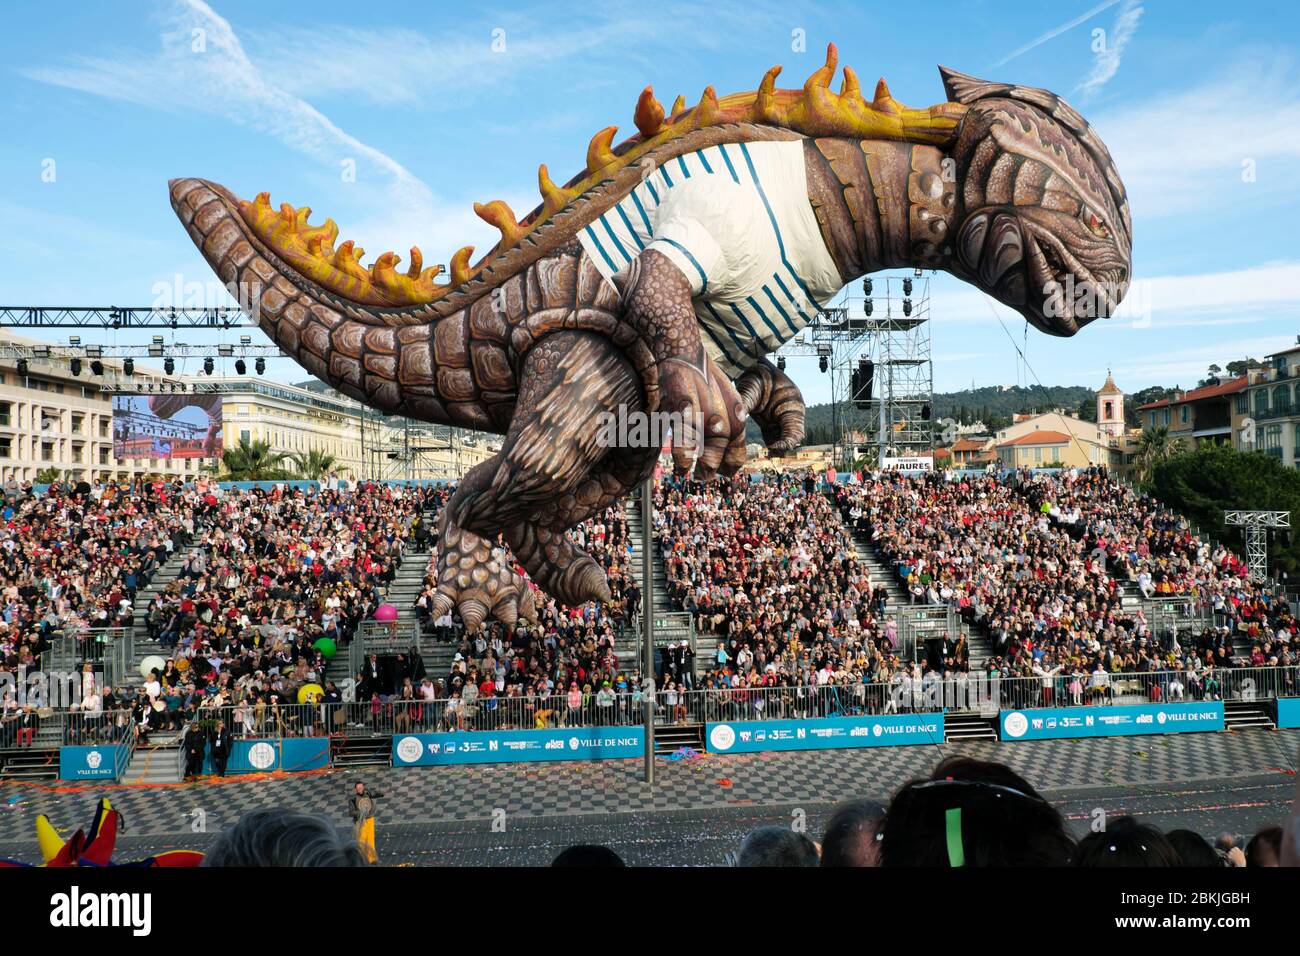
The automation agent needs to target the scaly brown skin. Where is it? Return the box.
[168,69,1131,630]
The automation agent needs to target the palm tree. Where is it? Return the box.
[1133,426,1183,485]
[291,448,339,480]
[220,437,293,481]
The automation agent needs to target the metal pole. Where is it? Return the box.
[641,476,655,785]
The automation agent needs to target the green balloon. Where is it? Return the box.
[314,637,338,659]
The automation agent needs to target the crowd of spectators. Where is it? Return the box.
[834,466,1298,694]
[410,503,650,729]
[656,472,928,700]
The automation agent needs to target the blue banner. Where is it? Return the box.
[705,713,944,754]
[1278,698,1300,729]
[999,701,1224,741]
[200,737,331,774]
[391,726,644,767]
[59,745,126,781]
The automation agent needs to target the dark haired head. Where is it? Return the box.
[736,826,819,867]
[1075,817,1180,867]
[1246,826,1282,867]
[880,758,1073,867]
[1165,829,1223,867]
[551,844,626,867]
[202,810,368,867]
[820,799,886,867]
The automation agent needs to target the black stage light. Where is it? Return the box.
[164,357,175,375]
[122,358,134,376]
[203,357,215,375]
[90,360,104,376]
[235,359,246,375]
[255,357,266,374]
[70,358,82,376]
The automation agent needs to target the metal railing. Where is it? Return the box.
[14,666,1300,742]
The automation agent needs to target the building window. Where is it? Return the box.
[0,437,10,459]
[1236,393,1248,414]
[99,419,109,438]
[1275,385,1292,414]
[1256,390,1270,414]
[99,448,110,465]
[1104,401,1113,420]
[1180,406,1189,424]
[41,442,54,462]
[71,414,84,435]
[240,429,250,444]
[71,444,84,463]
[0,403,9,427]
[1264,425,1282,453]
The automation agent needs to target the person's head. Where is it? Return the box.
[551,844,625,867]
[1165,829,1223,867]
[1246,826,1283,867]
[880,757,1073,867]
[735,826,819,867]
[201,809,368,867]
[820,799,886,867]
[354,781,366,795]
[1075,816,1180,867]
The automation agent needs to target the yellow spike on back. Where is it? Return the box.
[449,245,475,286]
[694,86,722,125]
[634,86,666,138]
[537,164,574,216]
[473,199,527,249]
[586,126,619,174]
[237,43,966,307]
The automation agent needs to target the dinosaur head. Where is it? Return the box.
[941,68,1132,337]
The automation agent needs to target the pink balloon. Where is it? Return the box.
[374,603,399,622]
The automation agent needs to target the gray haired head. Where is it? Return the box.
[735,826,819,867]
[201,809,369,867]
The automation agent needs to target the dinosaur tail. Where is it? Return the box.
[168,178,482,429]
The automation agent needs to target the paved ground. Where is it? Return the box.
[2,729,1295,865]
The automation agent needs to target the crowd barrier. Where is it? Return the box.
[37,666,1300,775]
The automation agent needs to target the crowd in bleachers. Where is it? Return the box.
[411,504,649,729]
[834,466,1298,690]
[656,473,934,700]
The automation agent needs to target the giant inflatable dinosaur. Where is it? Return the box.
[169,45,1131,630]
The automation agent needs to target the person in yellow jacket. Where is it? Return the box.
[348,781,385,864]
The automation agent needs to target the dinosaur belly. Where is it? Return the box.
[576,139,843,378]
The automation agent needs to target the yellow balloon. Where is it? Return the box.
[297,683,324,705]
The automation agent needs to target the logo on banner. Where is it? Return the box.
[1004,712,1029,739]
[396,736,424,763]
[709,724,736,752]
[86,750,103,770]
[247,742,276,770]
[1156,711,1167,725]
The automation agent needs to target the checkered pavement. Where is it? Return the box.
[1,729,1295,857]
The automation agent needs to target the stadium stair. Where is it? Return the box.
[1224,700,1276,731]
[0,743,60,781]
[120,732,183,784]
[624,497,688,676]
[836,510,994,670]
[942,712,999,742]
[330,734,392,768]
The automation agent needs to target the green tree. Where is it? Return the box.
[1148,443,1300,577]
[1132,426,1184,486]
[35,466,63,484]
[291,448,339,480]
[220,438,293,481]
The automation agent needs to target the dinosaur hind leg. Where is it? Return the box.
[433,330,648,627]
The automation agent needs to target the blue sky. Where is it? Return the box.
[2,0,1298,405]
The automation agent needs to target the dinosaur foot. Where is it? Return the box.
[507,523,613,608]
[431,524,537,632]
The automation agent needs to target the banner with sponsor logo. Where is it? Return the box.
[58,745,126,781]
[999,701,1224,742]
[201,738,330,774]
[705,713,944,754]
[391,727,644,767]
[1277,698,1300,729]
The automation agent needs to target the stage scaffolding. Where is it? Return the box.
[778,274,934,468]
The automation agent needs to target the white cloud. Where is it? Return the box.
[1078,0,1143,98]
[23,0,436,225]
[994,0,1123,68]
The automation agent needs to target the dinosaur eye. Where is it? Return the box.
[1085,212,1110,238]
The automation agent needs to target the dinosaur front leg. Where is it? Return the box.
[615,250,748,479]
[735,358,807,455]
[434,331,648,625]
